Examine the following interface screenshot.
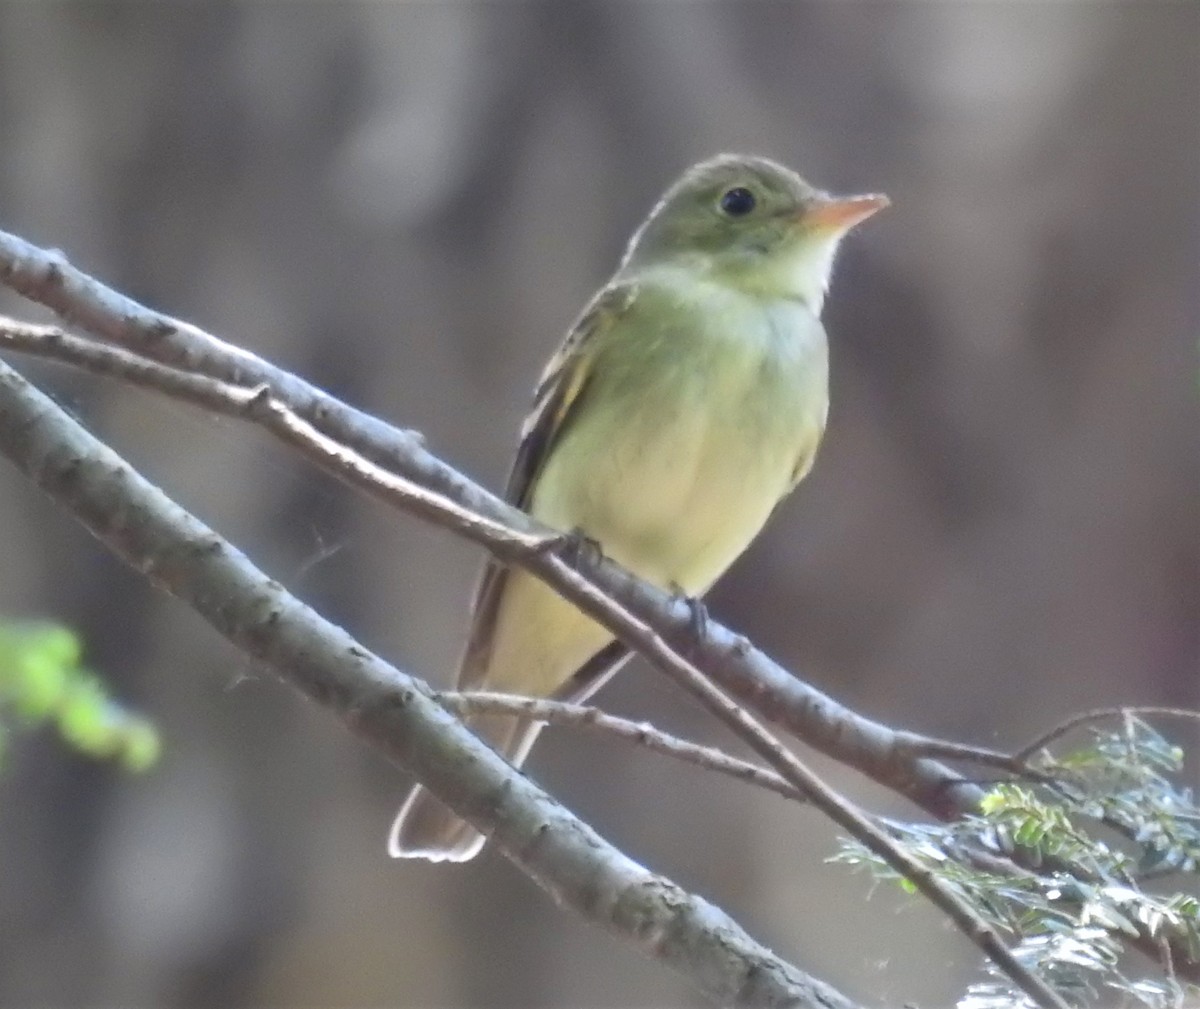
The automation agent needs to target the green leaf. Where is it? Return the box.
[0,620,160,773]
[118,720,161,773]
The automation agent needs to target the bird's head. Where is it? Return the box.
[623,154,887,313]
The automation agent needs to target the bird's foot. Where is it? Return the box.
[668,583,709,645]
[540,526,604,568]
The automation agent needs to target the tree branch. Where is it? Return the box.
[441,691,808,804]
[0,355,857,1009]
[1014,706,1200,764]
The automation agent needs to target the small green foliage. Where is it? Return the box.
[833,716,1200,1008]
[0,622,160,772]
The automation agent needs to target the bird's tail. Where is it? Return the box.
[387,712,542,862]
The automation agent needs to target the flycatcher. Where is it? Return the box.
[390,153,887,861]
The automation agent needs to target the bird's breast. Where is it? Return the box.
[532,286,828,593]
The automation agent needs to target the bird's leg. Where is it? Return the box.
[669,582,710,646]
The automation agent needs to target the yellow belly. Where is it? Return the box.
[485,385,822,698]
[483,279,828,699]
[484,433,814,697]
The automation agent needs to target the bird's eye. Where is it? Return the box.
[719,187,756,217]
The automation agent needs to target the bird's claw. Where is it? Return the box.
[543,526,604,568]
[669,583,709,644]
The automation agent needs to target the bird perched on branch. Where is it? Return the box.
[390,153,887,862]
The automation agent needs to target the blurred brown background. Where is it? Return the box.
[0,3,1196,1007]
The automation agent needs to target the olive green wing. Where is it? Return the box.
[502,283,636,509]
[456,283,638,691]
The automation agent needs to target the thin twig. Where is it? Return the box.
[439,691,806,804]
[1014,706,1200,763]
[0,318,560,552]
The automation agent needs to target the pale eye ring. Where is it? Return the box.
[719,187,756,217]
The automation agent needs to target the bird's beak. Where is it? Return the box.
[803,193,890,234]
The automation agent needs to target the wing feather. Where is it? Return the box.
[457,283,638,689]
